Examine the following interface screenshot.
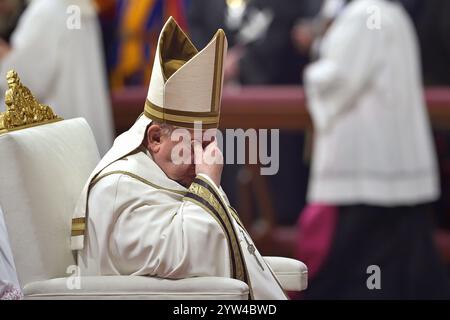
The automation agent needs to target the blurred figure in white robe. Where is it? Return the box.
[0,0,114,155]
[296,0,450,299]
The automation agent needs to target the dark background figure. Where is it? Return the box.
[414,0,450,86]
[235,0,317,85]
[405,0,450,230]
[189,0,322,85]
[188,0,238,49]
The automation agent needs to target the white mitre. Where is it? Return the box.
[71,17,228,250]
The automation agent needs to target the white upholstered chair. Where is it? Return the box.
[0,70,307,299]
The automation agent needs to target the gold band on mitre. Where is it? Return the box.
[144,99,220,129]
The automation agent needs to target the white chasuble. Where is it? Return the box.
[78,149,287,300]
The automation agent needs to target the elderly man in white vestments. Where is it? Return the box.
[71,17,287,300]
[0,0,114,155]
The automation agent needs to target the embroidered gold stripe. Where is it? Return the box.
[71,217,86,236]
[182,196,234,276]
[186,182,246,282]
[193,175,254,299]
[72,171,186,238]
[72,217,85,224]
[71,229,85,237]
[71,222,85,231]
[90,170,187,196]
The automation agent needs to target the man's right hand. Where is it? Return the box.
[192,140,223,187]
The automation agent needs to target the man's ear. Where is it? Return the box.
[146,124,162,153]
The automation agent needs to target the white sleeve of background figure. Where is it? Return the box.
[304,4,382,131]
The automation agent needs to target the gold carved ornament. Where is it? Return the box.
[0,70,62,134]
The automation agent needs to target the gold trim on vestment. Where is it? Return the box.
[90,170,187,196]
[73,167,187,238]
[184,181,247,284]
[72,171,186,237]
[185,177,254,299]
[185,183,245,282]
[71,229,85,237]
[211,29,225,112]
[182,196,234,276]
[71,217,86,236]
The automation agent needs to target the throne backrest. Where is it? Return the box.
[0,70,100,286]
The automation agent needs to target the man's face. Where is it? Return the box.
[146,124,215,187]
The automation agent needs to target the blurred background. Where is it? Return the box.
[1,0,450,299]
